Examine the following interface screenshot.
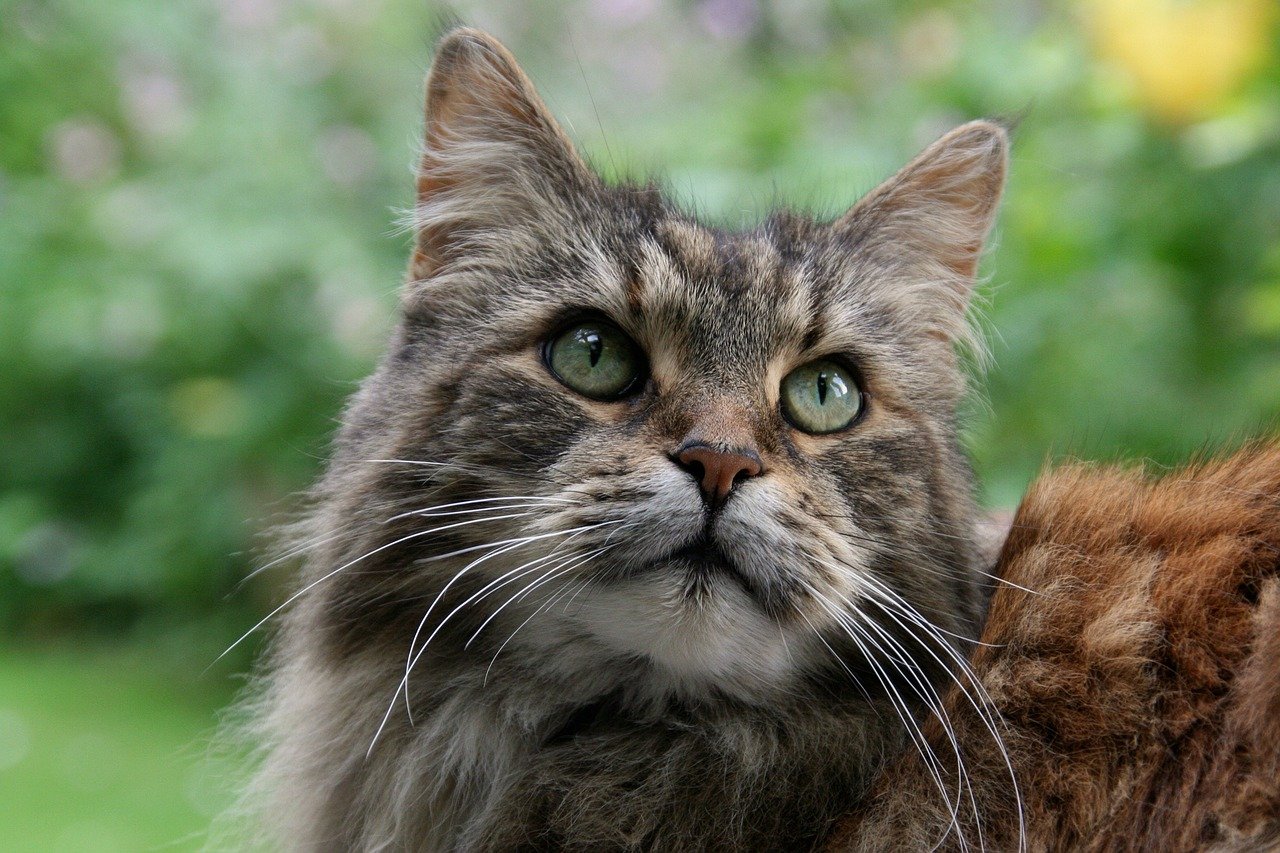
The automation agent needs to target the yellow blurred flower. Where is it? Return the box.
[1082,0,1275,123]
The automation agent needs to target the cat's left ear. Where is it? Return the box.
[410,28,592,281]
[834,120,1008,308]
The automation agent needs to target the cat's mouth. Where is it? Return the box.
[669,538,734,571]
[661,535,759,599]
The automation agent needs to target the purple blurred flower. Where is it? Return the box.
[119,61,193,142]
[695,0,760,43]
[589,0,658,28]
[47,118,120,186]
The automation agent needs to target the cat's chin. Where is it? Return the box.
[560,571,810,700]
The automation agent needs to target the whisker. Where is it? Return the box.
[466,546,612,650]
[834,525,1042,596]
[375,552,597,757]
[399,536,573,724]
[366,523,626,754]
[793,607,877,707]
[403,529,600,689]
[844,568,1026,852]
[235,495,572,596]
[399,522,613,694]
[409,520,621,566]
[802,583,964,847]
[853,608,983,851]
[481,545,620,683]
[557,574,597,617]
[363,457,570,487]
[856,573,1011,731]
[383,495,580,525]
[801,507,1042,596]
[233,527,351,591]
[404,520,625,667]
[211,511,542,668]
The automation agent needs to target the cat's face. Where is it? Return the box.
[314,30,1006,702]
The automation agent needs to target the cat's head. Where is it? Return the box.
[313,29,1007,703]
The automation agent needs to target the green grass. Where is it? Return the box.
[0,646,238,852]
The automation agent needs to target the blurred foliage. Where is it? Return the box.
[0,646,237,852]
[2,0,1279,650]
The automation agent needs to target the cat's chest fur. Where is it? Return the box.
[272,640,895,851]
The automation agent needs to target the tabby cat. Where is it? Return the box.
[246,28,1010,851]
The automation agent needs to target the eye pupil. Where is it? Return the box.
[816,371,828,404]
[586,332,603,367]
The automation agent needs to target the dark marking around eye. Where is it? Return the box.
[801,319,825,352]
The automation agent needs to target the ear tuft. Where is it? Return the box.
[906,120,1009,276]
[839,120,1008,282]
[423,28,575,154]
[828,120,1008,357]
[411,28,588,281]
[830,120,1008,356]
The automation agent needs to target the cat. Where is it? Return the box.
[828,440,1280,852]
[243,27,1010,851]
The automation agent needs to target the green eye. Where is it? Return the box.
[781,359,864,434]
[545,321,644,401]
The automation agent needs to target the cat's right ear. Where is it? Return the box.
[411,28,591,281]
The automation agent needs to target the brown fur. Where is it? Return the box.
[827,441,1280,852]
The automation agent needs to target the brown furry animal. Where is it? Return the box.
[827,441,1280,852]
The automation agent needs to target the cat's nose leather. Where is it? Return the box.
[674,443,763,507]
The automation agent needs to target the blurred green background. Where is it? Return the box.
[2,0,1278,848]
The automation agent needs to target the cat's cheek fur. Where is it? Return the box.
[551,456,706,562]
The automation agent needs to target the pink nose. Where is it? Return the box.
[675,443,763,506]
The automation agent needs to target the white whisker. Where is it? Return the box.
[402,528,598,692]
[854,608,983,851]
[802,582,963,847]
[212,511,542,668]
[384,495,580,525]
[480,544,619,683]
[236,528,350,589]
[403,520,624,671]
[467,545,612,650]
[833,564,1026,852]
[365,523,625,755]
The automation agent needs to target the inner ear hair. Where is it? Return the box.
[411,28,590,281]
[837,120,1009,281]
[420,28,584,173]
